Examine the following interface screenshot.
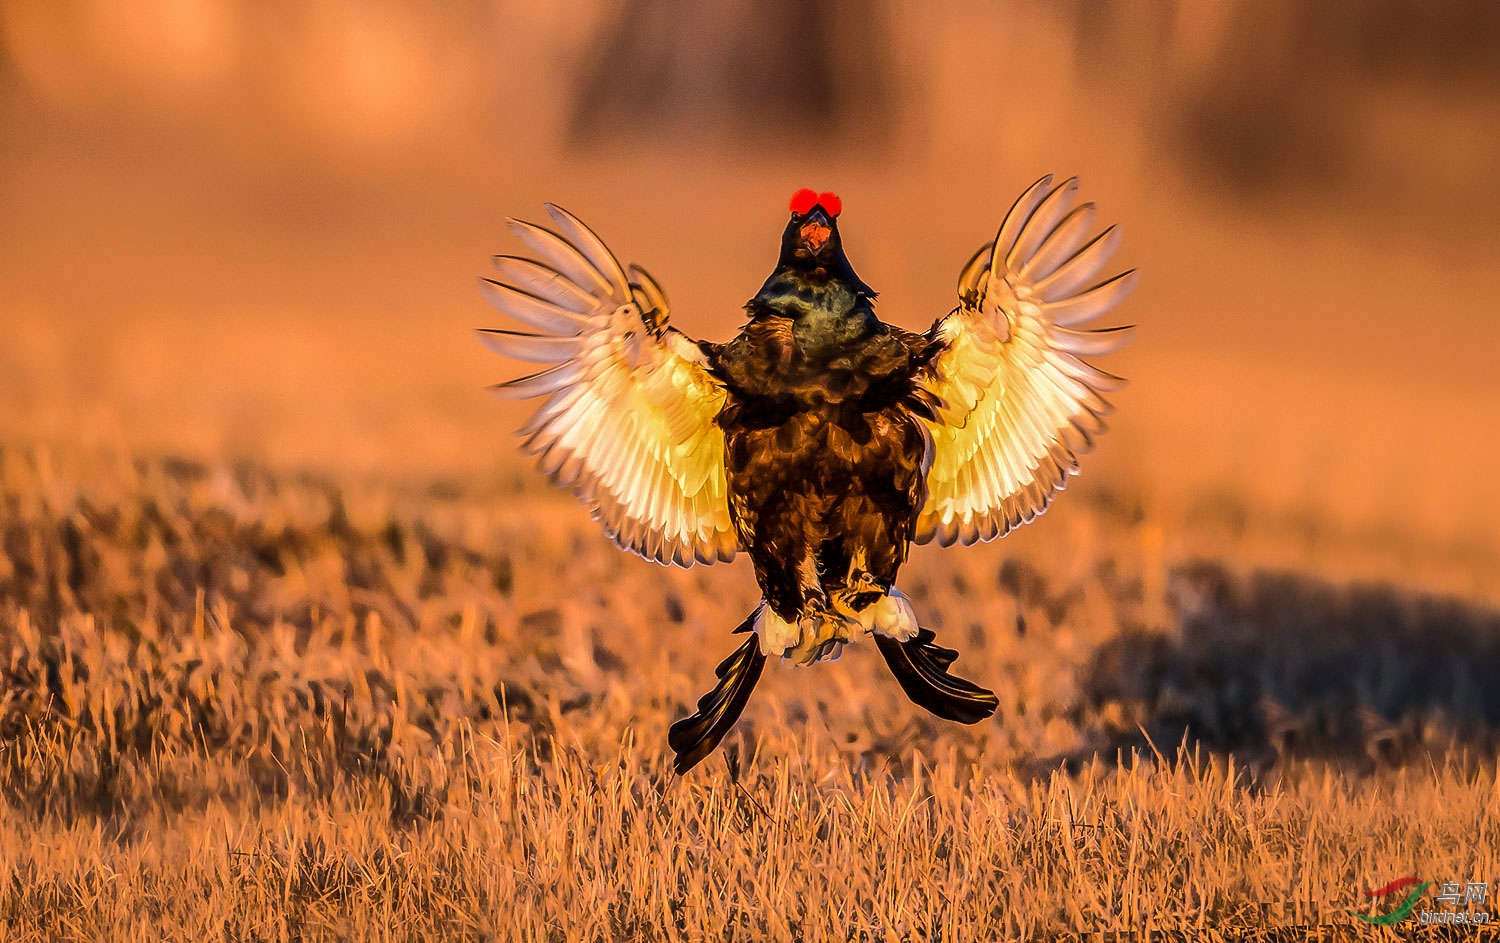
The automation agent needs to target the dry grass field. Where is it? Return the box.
[3,446,1499,941]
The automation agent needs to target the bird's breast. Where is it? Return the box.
[716,314,914,407]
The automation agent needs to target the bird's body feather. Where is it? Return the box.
[711,265,936,662]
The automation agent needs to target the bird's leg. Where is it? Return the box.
[756,605,801,656]
[863,587,920,641]
[831,566,889,623]
[752,542,813,657]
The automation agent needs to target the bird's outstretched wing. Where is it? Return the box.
[913,175,1136,547]
[479,205,738,566]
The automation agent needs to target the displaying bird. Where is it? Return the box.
[478,176,1135,773]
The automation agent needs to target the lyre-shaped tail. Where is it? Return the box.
[875,628,997,724]
[667,608,767,773]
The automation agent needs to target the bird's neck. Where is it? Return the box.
[752,269,874,351]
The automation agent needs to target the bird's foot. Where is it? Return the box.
[832,572,886,616]
[756,599,870,664]
[787,601,860,665]
[843,568,886,600]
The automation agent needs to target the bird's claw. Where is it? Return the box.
[785,605,858,665]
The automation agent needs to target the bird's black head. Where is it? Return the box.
[784,188,841,264]
[767,188,874,297]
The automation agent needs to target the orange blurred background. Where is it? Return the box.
[3,0,1499,551]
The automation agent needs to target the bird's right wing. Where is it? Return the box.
[479,205,739,567]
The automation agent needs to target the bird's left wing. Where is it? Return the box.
[479,205,738,566]
[913,175,1136,547]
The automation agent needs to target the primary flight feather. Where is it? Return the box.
[478,176,1135,772]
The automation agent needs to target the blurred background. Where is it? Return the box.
[3,0,1499,577]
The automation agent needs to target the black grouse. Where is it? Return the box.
[478,177,1135,773]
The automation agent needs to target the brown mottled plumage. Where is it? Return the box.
[479,177,1135,773]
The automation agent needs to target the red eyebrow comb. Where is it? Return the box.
[789,189,841,217]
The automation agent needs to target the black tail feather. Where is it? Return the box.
[668,609,767,774]
[875,628,997,725]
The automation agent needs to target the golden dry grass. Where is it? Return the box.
[3,445,1499,941]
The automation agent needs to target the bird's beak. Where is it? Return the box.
[797,211,832,255]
